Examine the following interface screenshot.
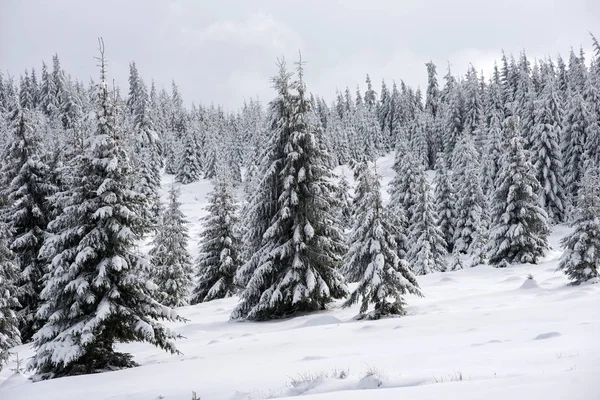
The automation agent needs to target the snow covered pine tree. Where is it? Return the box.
[149,184,194,307]
[487,118,550,267]
[558,165,600,284]
[408,168,448,275]
[192,175,242,303]
[343,161,421,319]
[28,42,182,380]
[1,106,55,342]
[231,59,347,321]
[0,223,20,369]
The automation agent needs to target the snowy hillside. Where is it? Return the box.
[1,155,598,400]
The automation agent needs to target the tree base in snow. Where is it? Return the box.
[34,348,138,381]
[356,302,406,320]
[492,259,512,269]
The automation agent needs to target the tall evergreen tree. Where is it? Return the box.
[336,172,353,232]
[175,128,202,184]
[149,185,193,307]
[487,121,550,266]
[0,222,20,369]
[232,60,347,321]
[562,90,589,202]
[364,74,377,111]
[452,136,486,254]
[558,165,600,284]
[463,66,483,136]
[236,66,292,291]
[127,65,161,229]
[1,108,55,342]
[582,72,600,167]
[408,168,448,275]
[433,154,456,252]
[531,76,566,223]
[192,175,242,304]
[377,80,391,136]
[481,111,504,197]
[342,162,421,319]
[29,44,182,380]
[388,141,423,229]
[443,85,464,165]
[425,61,440,118]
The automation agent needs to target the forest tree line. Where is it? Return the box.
[1,36,600,380]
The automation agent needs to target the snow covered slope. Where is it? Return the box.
[1,155,599,400]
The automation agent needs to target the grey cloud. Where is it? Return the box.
[1,0,598,109]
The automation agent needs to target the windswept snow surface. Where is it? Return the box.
[1,155,599,400]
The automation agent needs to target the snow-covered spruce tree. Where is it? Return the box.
[452,136,487,254]
[557,165,600,284]
[562,90,589,202]
[127,65,161,230]
[487,121,550,267]
[0,223,20,369]
[433,154,456,252]
[410,112,431,168]
[149,184,193,307]
[28,44,182,380]
[353,101,377,161]
[531,76,566,223]
[425,61,440,119]
[342,161,421,319]
[192,175,242,304]
[408,168,448,275]
[1,108,55,342]
[443,83,464,166]
[235,65,292,291]
[582,72,600,167]
[388,140,423,230]
[336,172,353,232]
[481,110,504,197]
[175,127,202,184]
[450,248,465,271]
[231,59,347,321]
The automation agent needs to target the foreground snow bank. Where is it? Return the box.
[1,160,598,400]
[2,250,598,400]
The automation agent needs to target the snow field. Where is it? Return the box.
[1,155,598,400]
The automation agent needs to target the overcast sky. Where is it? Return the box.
[1,0,599,109]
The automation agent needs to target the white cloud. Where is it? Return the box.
[189,12,303,54]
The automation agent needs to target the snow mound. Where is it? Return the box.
[357,373,384,389]
[471,339,504,347]
[437,276,456,284]
[0,373,29,390]
[519,277,539,289]
[299,356,327,361]
[297,315,342,328]
[534,332,562,340]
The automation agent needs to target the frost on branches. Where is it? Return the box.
[487,119,550,267]
[558,165,600,284]
[232,60,347,321]
[149,184,194,307]
[343,161,421,319]
[28,47,182,381]
[192,176,242,304]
